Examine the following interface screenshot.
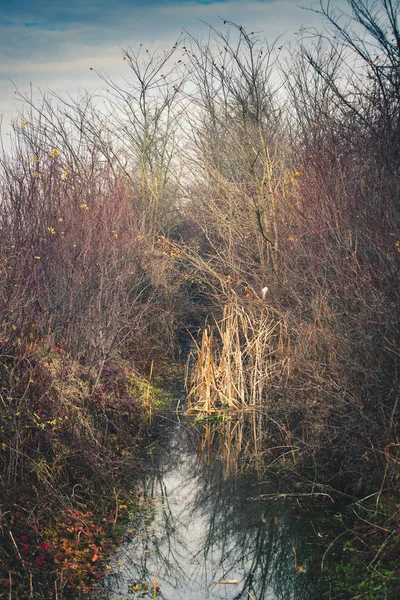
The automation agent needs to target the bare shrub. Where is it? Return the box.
[182,11,399,491]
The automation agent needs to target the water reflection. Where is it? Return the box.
[195,410,277,477]
[92,413,339,600]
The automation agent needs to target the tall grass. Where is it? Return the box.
[188,295,289,414]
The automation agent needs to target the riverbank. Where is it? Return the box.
[0,339,179,598]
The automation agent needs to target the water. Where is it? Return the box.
[92,413,343,600]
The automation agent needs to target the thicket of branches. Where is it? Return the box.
[0,0,398,494]
[181,2,400,493]
[0,0,399,596]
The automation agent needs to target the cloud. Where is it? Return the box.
[0,51,122,79]
[0,0,330,123]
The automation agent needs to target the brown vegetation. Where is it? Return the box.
[183,2,400,495]
[0,0,399,596]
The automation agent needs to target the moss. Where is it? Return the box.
[128,374,174,413]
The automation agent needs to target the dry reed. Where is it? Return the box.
[187,295,289,414]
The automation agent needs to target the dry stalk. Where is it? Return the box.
[188,296,289,414]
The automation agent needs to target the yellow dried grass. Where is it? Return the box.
[187,295,289,414]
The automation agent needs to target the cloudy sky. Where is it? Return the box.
[0,0,343,127]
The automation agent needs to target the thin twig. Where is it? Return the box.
[321,530,348,571]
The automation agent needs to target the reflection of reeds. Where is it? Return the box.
[187,296,289,414]
[194,410,299,476]
[196,414,265,476]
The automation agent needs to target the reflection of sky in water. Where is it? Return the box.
[144,454,253,599]
[93,416,339,600]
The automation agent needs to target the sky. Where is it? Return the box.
[0,0,345,129]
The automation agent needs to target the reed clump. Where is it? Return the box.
[187,295,289,414]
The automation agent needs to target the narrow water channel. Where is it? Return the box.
[92,412,343,600]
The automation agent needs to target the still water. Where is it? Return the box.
[93,413,342,600]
